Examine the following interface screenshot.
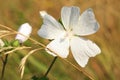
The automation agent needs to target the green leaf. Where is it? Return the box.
[31,76,49,80]
[31,76,39,80]
[3,39,10,47]
[39,76,49,80]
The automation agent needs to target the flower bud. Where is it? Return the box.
[15,23,32,43]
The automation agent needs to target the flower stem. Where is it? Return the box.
[44,57,57,77]
[1,54,9,80]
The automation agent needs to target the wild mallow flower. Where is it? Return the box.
[38,6,101,67]
[15,23,32,43]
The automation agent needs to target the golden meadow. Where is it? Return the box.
[0,0,120,80]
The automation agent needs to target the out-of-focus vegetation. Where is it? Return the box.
[0,0,120,80]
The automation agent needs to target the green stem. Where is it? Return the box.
[1,54,9,80]
[44,57,57,77]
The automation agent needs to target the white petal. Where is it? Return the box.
[15,23,32,43]
[70,36,101,67]
[61,6,80,30]
[46,35,69,58]
[38,11,64,39]
[0,39,4,47]
[73,8,100,36]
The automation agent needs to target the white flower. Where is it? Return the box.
[38,6,101,67]
[15,23,32,43]
[0,39,4,47]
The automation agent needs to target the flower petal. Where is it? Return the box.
[73,8,100,36]
[38,11,65,39]
[0,39,4,47]
[15,23,32,43]
[70,36,101,67]
[61,6,80,30]
[46,35,69,58]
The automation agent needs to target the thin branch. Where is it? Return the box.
[0,56,4,63]
[1,54,9,80]
[44,57,57,77]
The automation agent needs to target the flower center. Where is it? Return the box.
[65,29,74,39]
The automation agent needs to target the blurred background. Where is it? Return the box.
[0,0,120,80]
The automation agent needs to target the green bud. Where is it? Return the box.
[12,40,20,47]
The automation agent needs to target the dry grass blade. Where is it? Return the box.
[63,59,94,80]
[0,30,10,33]
[0,24,14,31]
[19,48,43,79]
[0,46,14,53]
[0,32,16,38]
[0,30,11,37]
[4,46,31,55]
